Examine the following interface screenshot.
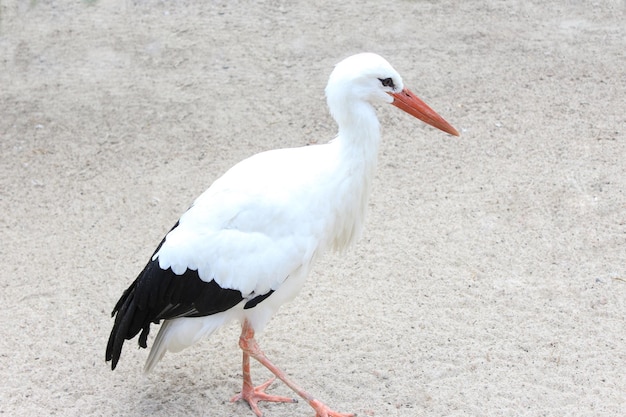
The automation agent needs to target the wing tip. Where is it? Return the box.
[106,280,147,371]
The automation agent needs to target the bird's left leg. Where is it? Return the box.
[230,346,297,417]
[235,320,354,417]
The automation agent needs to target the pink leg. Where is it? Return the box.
[230,349,297,417]
[231,320,354,417]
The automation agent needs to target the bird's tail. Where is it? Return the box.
[143,313,236,373]
[144,319,174,373]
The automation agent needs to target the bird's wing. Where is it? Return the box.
[155,146,332,298]
[155,194,317,299]
[106,146,332,369]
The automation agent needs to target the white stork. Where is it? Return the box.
[106,52,458,417]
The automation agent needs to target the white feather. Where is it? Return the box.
[144,308,242,373]
[144,53,407,369]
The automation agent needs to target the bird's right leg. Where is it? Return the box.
[230,349,297,417]
[235,320,354,417]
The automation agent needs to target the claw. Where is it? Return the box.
[231,376,297,417]
[310,399,355,417]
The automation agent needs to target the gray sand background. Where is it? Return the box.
[1,1,625,416]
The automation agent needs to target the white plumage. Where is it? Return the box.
[107,52,458,417]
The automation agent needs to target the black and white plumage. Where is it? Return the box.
[106,53,458,417]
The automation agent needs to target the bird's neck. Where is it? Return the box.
[329,103,382,251]
[335,101,381,160]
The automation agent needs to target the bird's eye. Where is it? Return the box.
[379,78,395,89]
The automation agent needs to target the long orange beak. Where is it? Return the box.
[390,88,459,136]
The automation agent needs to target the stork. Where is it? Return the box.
[106,52,459,417]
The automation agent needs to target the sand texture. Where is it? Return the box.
[1,1,625,416]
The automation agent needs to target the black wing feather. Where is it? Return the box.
[105,223,245,370]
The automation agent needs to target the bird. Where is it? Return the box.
[106,52,459,417]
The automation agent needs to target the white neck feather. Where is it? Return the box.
[328,101,382,252]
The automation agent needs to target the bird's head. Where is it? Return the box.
[326,53,459,136]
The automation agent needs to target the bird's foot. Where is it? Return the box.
[309,399,355,417]
[231,376,298,417]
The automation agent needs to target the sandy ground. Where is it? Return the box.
[1,0,625,416]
